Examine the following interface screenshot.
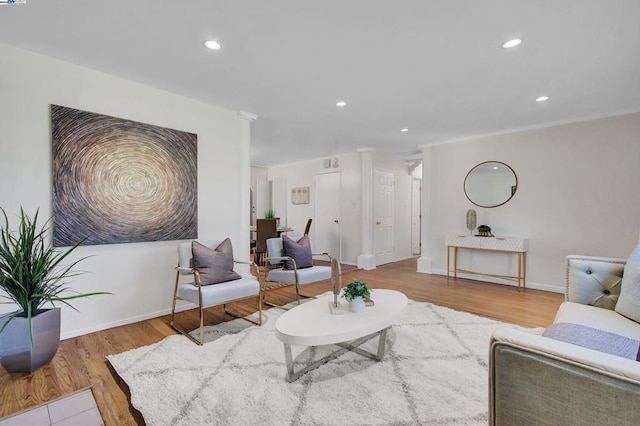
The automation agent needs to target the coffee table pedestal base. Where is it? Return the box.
[283,327,389,383]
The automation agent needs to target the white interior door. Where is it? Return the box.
[272,177,287,225]
[374,170,394,265]
[256,180,272,218]
[411,178,421,255]
[314,172,341,260]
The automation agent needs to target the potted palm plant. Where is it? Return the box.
[342,278,371,313]
[0,207,108,375]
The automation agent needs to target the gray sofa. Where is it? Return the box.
[489,248,640,425]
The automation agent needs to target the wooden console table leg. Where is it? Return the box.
[523,252,527,290]
[447,246,450,278]
[453,247,458,278]
[517,252,522,292]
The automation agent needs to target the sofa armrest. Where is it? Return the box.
[491,326,640,381]
[490,326,640,425]
[566,255,626,309]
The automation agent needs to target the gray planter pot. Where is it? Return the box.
[0,307,61,375]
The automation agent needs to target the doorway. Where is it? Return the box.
[374,169,394,265]
[314,171,341,260]
[411,177,421,255]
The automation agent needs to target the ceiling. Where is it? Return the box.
[1,1,639,167]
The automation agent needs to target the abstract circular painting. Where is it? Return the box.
[51,105,197,246]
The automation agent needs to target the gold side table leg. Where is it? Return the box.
[453,247,458,279]
[517,252,522,292]
[523,252,527,290]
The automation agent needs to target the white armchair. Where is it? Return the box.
[261,237,333,306]
[170,240,263,345]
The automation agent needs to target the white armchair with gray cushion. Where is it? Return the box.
[262,235,332,306]
[489,241,640,425]
[171,239,262,345]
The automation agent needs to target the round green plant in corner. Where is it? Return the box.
[342,278,370,313]
[0,207,109,375]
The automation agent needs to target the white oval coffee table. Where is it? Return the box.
[275,289,408,382]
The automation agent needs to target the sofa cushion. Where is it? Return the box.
[282,235,313,270]
[192,239,242,285]
[543,322,640,361]
[555,302,640,340]
[615,244,640,323]
[178,276,259,307]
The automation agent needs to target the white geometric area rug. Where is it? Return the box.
[108,300,517,426]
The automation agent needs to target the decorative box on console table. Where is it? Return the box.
[445,235,529,291]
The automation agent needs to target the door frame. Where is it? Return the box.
[411,177,421,255]
[313,170,342,261]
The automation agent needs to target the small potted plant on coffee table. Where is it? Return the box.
[342,278,371,313]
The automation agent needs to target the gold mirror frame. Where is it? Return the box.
[464,161,518,208]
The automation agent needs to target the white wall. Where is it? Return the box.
[268,151,414,265]
[427,112,640,292]
[268,153,362,264]
[0,44,244,338]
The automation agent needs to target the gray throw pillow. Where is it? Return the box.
[282,235,313,270]
[191,239,242,285]
[615,244,640,323]
[543,322,640,361]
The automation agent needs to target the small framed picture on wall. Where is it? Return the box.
[291,187,310,205]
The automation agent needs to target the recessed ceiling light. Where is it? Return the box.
[204,40,221,50]
[536,96,550,102]
[336,101,346,107]
[501,38,522,49]
[493,166,498,170]
[400,128,409,132]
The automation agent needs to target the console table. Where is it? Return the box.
[445,235,529,291]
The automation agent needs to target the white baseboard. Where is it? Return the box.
[61,302,192,341]
[431,268,563,293]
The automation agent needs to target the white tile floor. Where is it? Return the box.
[0,388,104,426]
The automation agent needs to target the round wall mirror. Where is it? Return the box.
[464,161,517,208]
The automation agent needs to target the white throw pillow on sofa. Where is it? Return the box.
[615,244,640,323]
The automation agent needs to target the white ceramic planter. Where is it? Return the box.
[348,297,366,313]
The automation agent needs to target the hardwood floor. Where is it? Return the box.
[0,257,563,425]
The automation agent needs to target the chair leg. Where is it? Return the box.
[170,271,207,346]
[170,304,205,345]
[170,271,180,327]
[263,300,281,308]
[224,302,263,326]
[198,305,205,345]
[258,289,263,325]
[171,322,205,345]
[295,283,301,303]
[172,303,206,345]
